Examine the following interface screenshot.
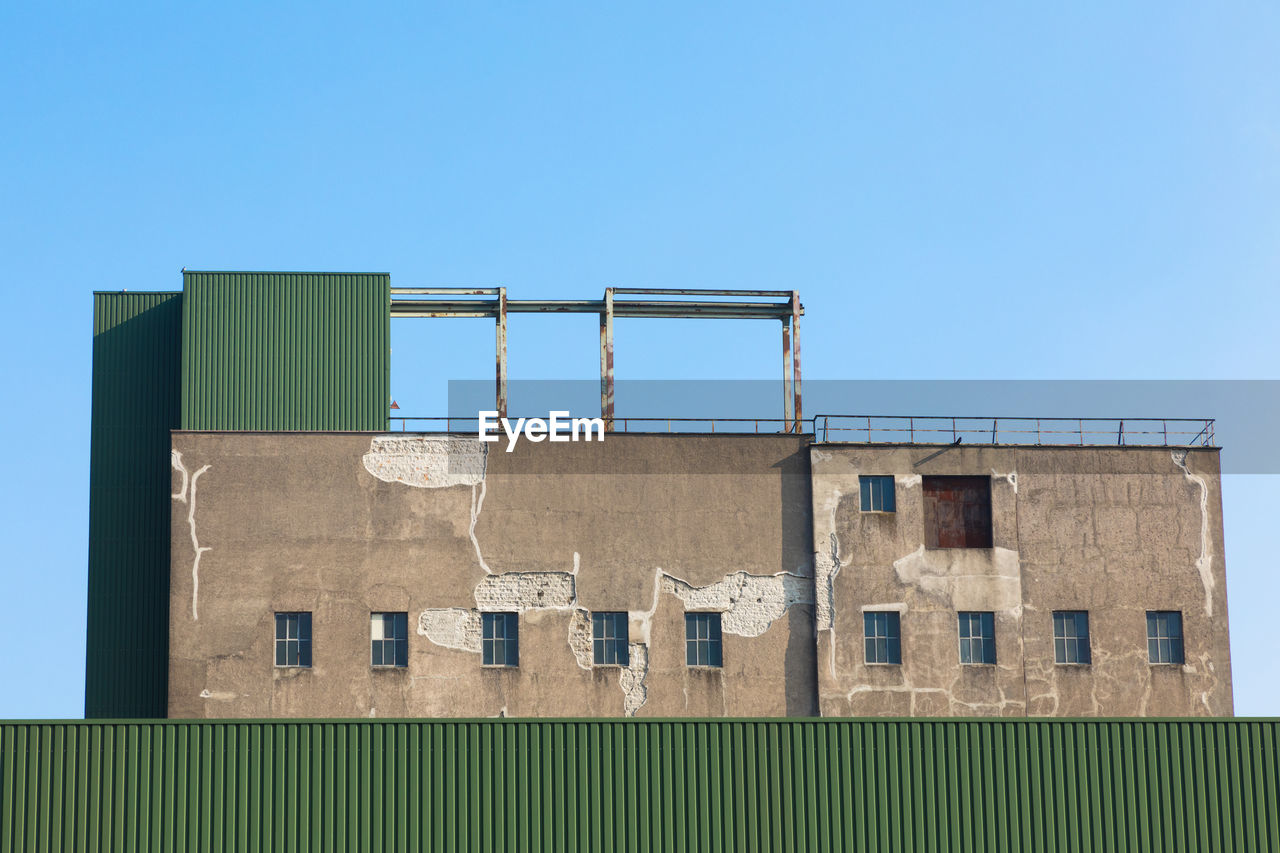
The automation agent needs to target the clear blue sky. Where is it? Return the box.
[2,3,1276,716]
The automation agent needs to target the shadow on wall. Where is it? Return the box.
[778,444,819,716]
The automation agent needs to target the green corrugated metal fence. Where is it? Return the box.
[3,719,1277,851]
[86,293,183,719]
[180,272,390,431]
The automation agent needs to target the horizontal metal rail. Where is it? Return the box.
[813,415,1216,447]
[389,415,1217,447]
[388,416,797,434]
[390,299,800,319]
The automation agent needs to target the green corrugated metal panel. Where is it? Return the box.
[86,293,183,720]
[2,720,1276,851]
[180,272,390,431]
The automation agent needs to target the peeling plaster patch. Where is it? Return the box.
[172,451,211,621]
[899,474,922,488]
[199,688,236,701]
[572,552,580,575]
[361,436,487,488]
[860,602,907,613]
[891,545,1022,614]
[662,571,813,637]
[474,572,576,611]
[815,533,841,631]
[991,469,1017,493]
[568,609,593,670]
[620,644,649,717]
[1173,451,1215,617]
[417,608,482,653]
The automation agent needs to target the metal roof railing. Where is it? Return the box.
[813,415,1216,447]
[388,415,1216,447]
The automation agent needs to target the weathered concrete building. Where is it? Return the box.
[88,273,1233,720]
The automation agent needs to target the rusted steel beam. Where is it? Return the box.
[611,288,795,297]
[392,297,801,319]
[390,287,501,295]
[392,310,497,319]
[782,316,794,433]
[390,300,499,317]
[496,287,508,418]
[791,291,803,432]
[600,288,615,430]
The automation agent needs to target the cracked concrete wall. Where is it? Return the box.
[168,432,816,719]
[811,444,1232,718]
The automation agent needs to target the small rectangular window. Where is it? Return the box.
[274,612,312,668]
[685,613,723,667]
[958,611,996,665]
[863,611,901,664]
[1146,611,1184,664]
[1053,611,1091,664]
[923,476,992,548]
[371,612,408,668]
[859,476,896,512]
[592,611,630,666]
[482,612,519,667]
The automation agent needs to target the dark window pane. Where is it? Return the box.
[685,613,723,668]
[275,642,286,666]
[959,611,995,664]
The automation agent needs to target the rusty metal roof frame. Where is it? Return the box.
[389,287,805,431]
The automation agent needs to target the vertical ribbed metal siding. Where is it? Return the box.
[86,293,183,719]
[2,720,1276,851]
[180,272,390,431]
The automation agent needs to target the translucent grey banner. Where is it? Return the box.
[398,379,1280,474]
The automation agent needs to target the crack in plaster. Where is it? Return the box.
[813,483,845,680]
[1172,450,1215,617]
[469,481,491,574]
[171,451,211,621]
[844,667,1027,716]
